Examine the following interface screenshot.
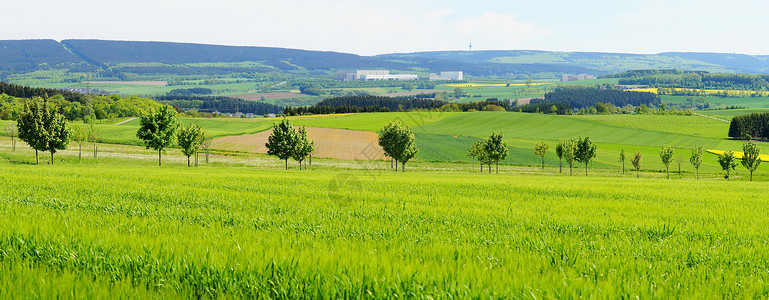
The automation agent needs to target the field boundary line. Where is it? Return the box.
[693,112,729,123]
[114,117,136,126]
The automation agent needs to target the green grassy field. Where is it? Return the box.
[2,156,769,298]
[699,108,769,120]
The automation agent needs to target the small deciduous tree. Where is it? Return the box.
[3,123,16,151]
[561,139,577,176]
[659,146,675,179]
[689,146,703,180]
[89,120,100,158]
[575,136,597,176]
[619,148,626,174]
[71,125,88,161]
[200,137,213,164]
[177,123,205,167]
[292,126,315,170]
[631,151,643,178]
[555,141,566,173]
[378,121,419,172]
[467,140,485,172]
[484,132,508,174]
[136,105,179,166]
[534,142,549,170]
[266,118,297,170]
[718,150,738,180]
[17,98,69,165]
[741,141,761,181]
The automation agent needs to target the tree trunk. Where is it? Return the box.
[559,159,562,173]
[496,161,499,174]
[205,149,209,163]
[541,156,545,170]
[395,160,398,172]
[569,164,572,176]
[285,158,288,170]
[480,163,483,173]
[35,150,39,165]
[309,155,312,166]
[187,155,190,167]
[11,137,14,151]
[637,169,639,178]
[696,168,699,180]
[402,162,406,172]
[158,150,162,166]
[666,167,669,179]
[195,152,198,167]
[50,152,54,165]
[488,164,491,174]
[391,158,393,169]
[750,170,753,181]
[622,162,625,174]
[585,162,588,176]
[79,144,82,161]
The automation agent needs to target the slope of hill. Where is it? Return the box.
[0,39,84,72]
[377,50,762,74]
[0,39,768,80]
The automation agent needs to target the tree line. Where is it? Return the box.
[154,95,284,115]
[1,91,161,122]
[536,87,661,109]
[608,70,769,91]
[0,81,86,102]
[284,96,445,116]
[284,96,514,116]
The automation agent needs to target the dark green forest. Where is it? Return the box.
[536,87,660,109]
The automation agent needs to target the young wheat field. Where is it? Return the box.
[1,157,769,298]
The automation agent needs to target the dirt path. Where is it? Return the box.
[114,118,136,126]
[693,112,729,123]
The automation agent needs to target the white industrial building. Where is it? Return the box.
[561,74,595,82]
[336,70,418,81]
[429,71,464,81]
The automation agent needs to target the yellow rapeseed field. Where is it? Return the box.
[446,83,549,87]
[629,88,769,97]
[706,149,769,162]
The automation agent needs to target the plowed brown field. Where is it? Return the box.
[212,127,386,160]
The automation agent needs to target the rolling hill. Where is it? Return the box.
[1,39,768,80]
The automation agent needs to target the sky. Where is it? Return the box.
[2,0,768,56]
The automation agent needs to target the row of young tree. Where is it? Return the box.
[8,97,214,167]
[466,132,509,173]
[135,105,212,167]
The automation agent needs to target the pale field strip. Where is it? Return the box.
[83,81,168,86]
[211,127,386,160]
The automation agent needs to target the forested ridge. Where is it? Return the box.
[606,69,769,90]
